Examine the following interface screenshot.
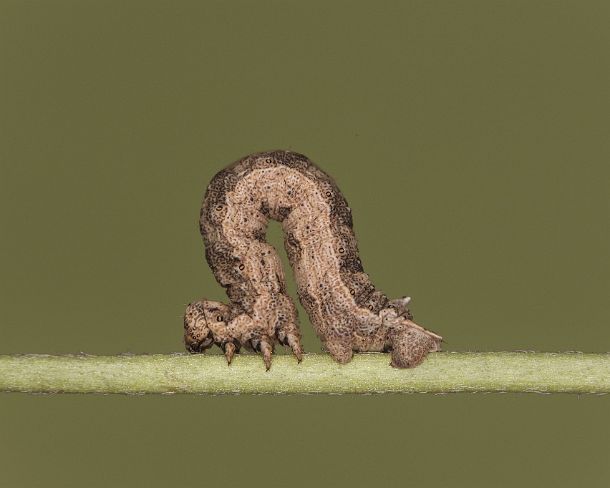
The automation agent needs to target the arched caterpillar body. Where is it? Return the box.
[184,150,442,369]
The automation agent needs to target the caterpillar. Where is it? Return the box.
[184,150,442,369]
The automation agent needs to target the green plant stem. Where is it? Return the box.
[0,352,608,395]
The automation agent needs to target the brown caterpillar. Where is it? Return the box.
[184,150,442,369]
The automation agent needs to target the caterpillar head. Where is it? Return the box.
[183,299,231,353]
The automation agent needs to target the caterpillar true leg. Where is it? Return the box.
[274,316,304,362]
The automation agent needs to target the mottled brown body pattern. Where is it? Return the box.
[184,150,442,369]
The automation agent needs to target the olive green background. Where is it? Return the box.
[1,1,609,487]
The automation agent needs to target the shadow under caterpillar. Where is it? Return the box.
[184,150,442,369]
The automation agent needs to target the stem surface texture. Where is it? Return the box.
[1,352,608,395]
